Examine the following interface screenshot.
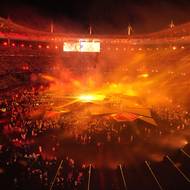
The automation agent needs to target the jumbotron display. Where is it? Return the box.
[63,40,101,52]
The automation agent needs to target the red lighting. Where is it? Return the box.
[38,45,42,49]
[172,46,177,50]
[3,42,8,46]
[46,45,50,49]
[20,44,25,48]
[11,43,15,47]
[22,65,29,71]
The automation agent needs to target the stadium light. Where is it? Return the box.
[3,42,8,46]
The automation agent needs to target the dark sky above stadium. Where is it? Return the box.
[0,0,190,34]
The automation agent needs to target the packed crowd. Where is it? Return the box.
[0,85,190,189]
[0,86,89,190]
[152,103,190,133]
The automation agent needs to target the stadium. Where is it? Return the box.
[1,14,190,190]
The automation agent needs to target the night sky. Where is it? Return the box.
[0,0,190,34]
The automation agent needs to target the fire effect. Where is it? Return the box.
[77,94,105,102]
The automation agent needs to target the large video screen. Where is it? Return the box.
[80,41,100,52]
[63,42,80,52]
[63,40,100,52]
